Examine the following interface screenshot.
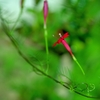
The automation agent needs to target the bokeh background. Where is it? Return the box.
[0,0,100,100]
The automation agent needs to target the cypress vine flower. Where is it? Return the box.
[53,33,73,56]
[53,33,85,75]
[43,0,48,29]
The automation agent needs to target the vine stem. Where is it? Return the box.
[72,55,85,75]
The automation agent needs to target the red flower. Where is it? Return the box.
[53,33,85,75]
[53,33,73,56]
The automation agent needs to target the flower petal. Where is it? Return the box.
[62,32,69,39]
[61,40,73,55]
[53,32,69,47]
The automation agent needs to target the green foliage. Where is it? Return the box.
[0,0,100,100]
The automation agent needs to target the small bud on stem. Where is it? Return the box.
[43,0,48,29]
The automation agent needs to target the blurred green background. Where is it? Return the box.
[0,0,100,100]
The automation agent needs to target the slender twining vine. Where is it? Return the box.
[0,0,99,99]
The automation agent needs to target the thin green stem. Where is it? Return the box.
[44,28,49,56]
[44,26,49,73]
[72,55,85,75]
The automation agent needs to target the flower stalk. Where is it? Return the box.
[43,0,49,72]
[53,33,85,75]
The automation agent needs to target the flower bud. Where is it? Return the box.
[43,0,48,28]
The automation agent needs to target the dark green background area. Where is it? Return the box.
[0,0,100,100]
